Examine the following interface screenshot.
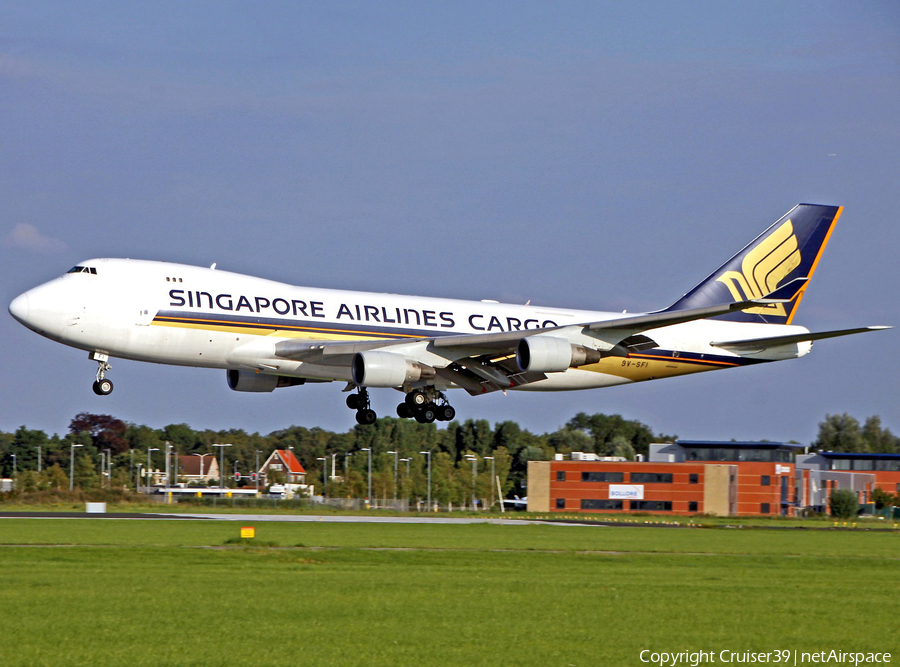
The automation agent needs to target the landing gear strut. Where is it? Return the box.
[91,352,113,396]
[347,387,377,425]
[397,388,455,424]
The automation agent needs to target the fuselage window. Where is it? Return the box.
[66,266,97,275]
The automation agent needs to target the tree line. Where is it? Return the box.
[0,411,895,503]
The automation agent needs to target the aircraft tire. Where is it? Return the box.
[93,379,113,396]
[417,405,436,423]
[356,409,377,425]
[438,405,455,421]
[405,390,428,408]
[346,394,361,410]
[396,403,412,418]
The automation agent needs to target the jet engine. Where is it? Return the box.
[351,351,435,388]
[226,370,305,392]
[516,336,603,373]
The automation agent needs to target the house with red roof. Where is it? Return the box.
[259,449,307,488]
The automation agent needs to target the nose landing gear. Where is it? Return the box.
[90,352,113,396]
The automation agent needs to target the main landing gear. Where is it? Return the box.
[346,387,377,425]
[90,352,114,396]
[396,389,455,424]
[345,386,457,425]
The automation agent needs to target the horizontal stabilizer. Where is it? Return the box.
[710,326,891,353]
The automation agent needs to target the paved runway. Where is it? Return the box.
[0,511,537,525]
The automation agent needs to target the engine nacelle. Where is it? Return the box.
[516,336,602,373]
[226,370,305,392]
[351,351,435,388]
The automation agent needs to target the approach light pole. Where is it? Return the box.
[11,453,16,479]
[399,458,410,497]
[104,448,112,489]
[69,444,83,491]
[419,451,432,511]
[164,442,171,492]
[387,450,398,500]
[465,455,478,511]
[484,456,495,509]
[317,457,327,498]
[213,444,232,490]
[360,448,372,508]
[255,450,262,493]
[192,453,213,486]
[147,447,159,491]
[36,446,41,473]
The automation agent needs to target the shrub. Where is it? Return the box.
[829,489,859,519]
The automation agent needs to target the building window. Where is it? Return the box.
[630,472,673,483]
[761,475,771,486]
[689,473,699,484]
[555,498,565,510]
[761,503,771,514]
[631,500,672,512]
[688,501,698,512]
[581,472,624,483]
[581,499,623,510]
[556,471,566,482]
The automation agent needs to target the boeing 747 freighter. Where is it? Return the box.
[8,204,888,424]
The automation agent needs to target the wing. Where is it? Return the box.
[273,281,813,394]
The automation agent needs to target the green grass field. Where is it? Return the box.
[0,518,897,666]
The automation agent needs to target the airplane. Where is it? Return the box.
[8,204,889,425]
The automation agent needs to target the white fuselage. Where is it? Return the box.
[9,258,812,392]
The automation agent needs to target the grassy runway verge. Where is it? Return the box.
[0,519,896,666]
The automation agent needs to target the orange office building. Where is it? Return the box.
[528,441,804,517]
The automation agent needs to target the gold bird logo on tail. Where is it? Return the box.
[716,220,801,317]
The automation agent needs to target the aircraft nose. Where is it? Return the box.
[8,292,29,324]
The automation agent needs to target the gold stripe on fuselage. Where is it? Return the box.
[579,353,739,382]
[151,317,418,342]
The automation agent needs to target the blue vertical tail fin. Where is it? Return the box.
[666,204,842,324]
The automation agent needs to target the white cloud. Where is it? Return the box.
[4,223,67,253]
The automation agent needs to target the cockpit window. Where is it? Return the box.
[66,266,97,275]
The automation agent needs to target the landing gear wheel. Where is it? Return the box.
[436,405,455,421]
[346,394,362,410]
[405,390,428,408]
[92,354,113,396]
[415,404,437,423]
[396,403,413,418]
[92,379,114,396]
[356,409,377,425]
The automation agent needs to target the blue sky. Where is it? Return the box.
[1,1,898,442]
